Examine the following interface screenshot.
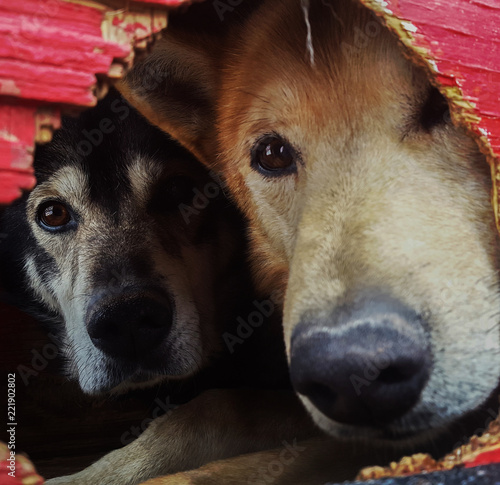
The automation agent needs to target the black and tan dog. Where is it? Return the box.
[1,89,258,395]
[38,0,500,483]
[0,89,307,483]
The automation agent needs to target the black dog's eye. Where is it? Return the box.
[251,135,298,176]
[37,201,72,230]
[419,87,450,131]
[151,175,197,212]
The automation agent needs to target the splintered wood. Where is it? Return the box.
[358,415,500,480]
[0,0,187,205]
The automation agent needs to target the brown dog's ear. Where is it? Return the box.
[118,30,222,164]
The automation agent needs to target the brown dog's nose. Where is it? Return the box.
[87,296,172,362]
[290,297,431,426]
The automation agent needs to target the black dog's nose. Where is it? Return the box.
[87,296,172,361]
[290,297,431,426]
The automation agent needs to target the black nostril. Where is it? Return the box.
[138,315,164,329]
[290,298,431,427]
[378,365,415,384]
[87,295,173,362]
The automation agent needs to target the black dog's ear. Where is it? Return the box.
[119,27,223,166]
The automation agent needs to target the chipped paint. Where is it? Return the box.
[0,80,21,96]
[479,127,491,138]
[401,20,417,33]
[0,0,188,205]
[428,59,438,72]
[0,130,19,144]
[372,0,393,15]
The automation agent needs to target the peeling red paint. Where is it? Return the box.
[0,103,37,203]
[0,442,44,484]
[112,16,149,34]
[0,0,192,205]
[0,0,129,106]
[371,0,500,157]
[465,447,500,468]
[0,0,132,204]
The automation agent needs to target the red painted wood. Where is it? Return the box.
[465,447,500,468]
[0,0,186,206]
[0,0,129,106]
[0,103,37,203]
[0,0,134,206]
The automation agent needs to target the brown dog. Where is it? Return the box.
[49,0,500,483]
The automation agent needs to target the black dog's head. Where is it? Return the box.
[0,90,245,394]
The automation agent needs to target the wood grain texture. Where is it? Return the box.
[0,103,39,202]
[0,0,130,105]
[0,0,191,205]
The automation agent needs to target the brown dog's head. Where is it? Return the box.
[121,0,500,443]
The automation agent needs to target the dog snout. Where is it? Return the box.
[87,296,173,362]
[290,297,431,427]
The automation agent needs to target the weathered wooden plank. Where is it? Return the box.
[0,0,190,205]
[0,104,39,202]
[0,0,129,105]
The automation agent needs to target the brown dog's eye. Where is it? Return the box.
[252,135,298,177]
[37,201,72,230]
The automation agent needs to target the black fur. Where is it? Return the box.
[0,89,289,395]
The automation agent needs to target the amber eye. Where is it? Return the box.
[251,135,298,176]
[37,201,72,230]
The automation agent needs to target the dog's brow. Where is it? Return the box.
[127,156,164,205]
[31,165,89,205]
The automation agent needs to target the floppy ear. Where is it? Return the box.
[118,29,222,165]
